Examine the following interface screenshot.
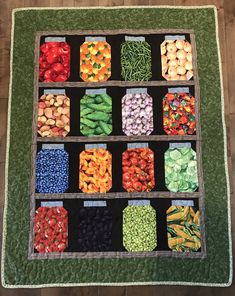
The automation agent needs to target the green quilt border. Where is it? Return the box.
[1,6,232,287]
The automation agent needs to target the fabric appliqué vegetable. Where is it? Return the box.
[122,148,155,192]
[167,205,201,252]
[79,148,112,193]
[163,92,196,135]
[121,41,152,81]
[161,39,193,80]
[123,205,157,252]
[80,94,112,136]
[122,93,153,135]
[165,147,198,192]
[38,93,70,137]
[39,42,70,82]
[80,41,111,82]
[34,206,68,253]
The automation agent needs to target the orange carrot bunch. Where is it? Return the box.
[80,41,111,82]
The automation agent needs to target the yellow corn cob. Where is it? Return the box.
[166,205,177,214]
[193,230,201,238]
[189,206,195,218]
[175,228,194,241]
[193,211,200,225]
[167,206,189,222]
[181,241,196,249]
[168,237,185,248]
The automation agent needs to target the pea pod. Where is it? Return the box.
[94,95,103,103]
[80,108,93,116]
[101,94,112,105]
[86,112,110,122]
[81,128,95,136]
[87,103,112,112]
[80,118,97,128]
[99,121,112,135]
[80,97,95,105]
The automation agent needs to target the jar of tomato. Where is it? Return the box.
[36,144,69,193]
[165,142,198,192]
[80,37,111,82]
[163,88,196,135]
[39,37,70,82]
[78,200,113,251]
[122,143,155,192]
[34,201,68,253]
[79,144,112,193]
[123,200,157,252]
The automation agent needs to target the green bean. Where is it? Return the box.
[121,41,152,81]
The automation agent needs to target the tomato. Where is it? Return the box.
[122,151,129,160]
[123,180,132,189]
[51,63,64,73]
[43,69,54,80]
[139,159,147,170]
[139,175,146,182]
[128,167,135,175]
[131,176,139,183]
[122,160,131,167]
[54,74,67,82]
[40,43,50,53]
[129,151,138,158]
[46,53,59,64]
[132,181,142,191]
[130,157,138,166]
[148,169,155,177]
[123,172,131,182]
[135,167,142,174]
[122,166,129,173]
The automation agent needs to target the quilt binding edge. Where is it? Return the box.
[1,5,233,288]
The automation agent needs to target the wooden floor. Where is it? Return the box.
[0,0,234,294]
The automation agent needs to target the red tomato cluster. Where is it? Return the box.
[34,206,68,253]
[39,42,70,82]
[122,148,155,192]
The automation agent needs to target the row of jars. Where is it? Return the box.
[39,36,193,82]
[34,200,201,253]
[36,143,198,194]
[37,89,196,137]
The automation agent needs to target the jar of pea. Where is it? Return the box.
[123,200,157,252]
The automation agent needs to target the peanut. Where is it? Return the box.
[38,94,70,137]
[44,108,53,118]
[40,125,50,132]
[61,115,69,124]
[38,108,44,116]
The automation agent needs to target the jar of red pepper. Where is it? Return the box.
[163,88,196,135]
[34,201,68,253]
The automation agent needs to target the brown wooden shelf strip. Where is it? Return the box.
[37,135,198,143]
[38,80,195,88]
[29,250,205,260]
[35,191,200,199]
